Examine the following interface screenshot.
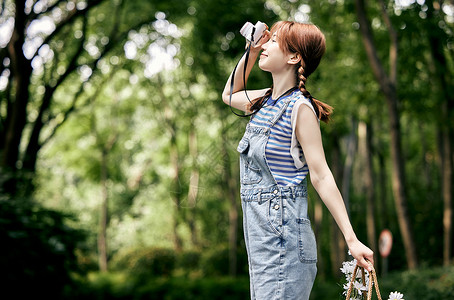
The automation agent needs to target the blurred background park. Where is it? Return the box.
[0,0,453,299]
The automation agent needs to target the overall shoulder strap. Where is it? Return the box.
[268,96,293,126]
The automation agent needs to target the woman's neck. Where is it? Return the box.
[271,71,297,99]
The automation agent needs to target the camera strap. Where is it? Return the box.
[228,28,259,117]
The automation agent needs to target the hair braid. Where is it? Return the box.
[248,87,273,113]
[297,64,332,123]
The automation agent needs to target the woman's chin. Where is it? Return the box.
[258,62,269,72]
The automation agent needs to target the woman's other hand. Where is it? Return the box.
[347,239,374,272]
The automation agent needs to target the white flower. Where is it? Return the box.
[340,259,357,276]
[353,280,367,294]
[388,291,404,300]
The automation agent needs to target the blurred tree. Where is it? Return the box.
[0,0,186,197]
[355,0,418,269]
[1,0,104,195]
[424,0,453,266]
[0,0,192,273]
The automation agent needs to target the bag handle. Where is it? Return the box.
[345,261,382,300]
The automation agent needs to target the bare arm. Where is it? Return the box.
[295,105,374,271]
[221,32,270,112]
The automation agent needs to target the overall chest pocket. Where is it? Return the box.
[237,138,262,185]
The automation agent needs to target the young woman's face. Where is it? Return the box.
[258,32,291,73]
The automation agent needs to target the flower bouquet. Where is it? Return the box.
[340,258,404,300]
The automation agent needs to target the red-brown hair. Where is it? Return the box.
[250,21,332,122]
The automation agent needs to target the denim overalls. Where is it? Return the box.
[237,97,317,300]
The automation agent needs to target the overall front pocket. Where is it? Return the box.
[237,137,262,185]
[296,217,317,263]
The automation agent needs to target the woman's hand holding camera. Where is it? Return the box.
[248,29,270,52]
[241,21,270,52]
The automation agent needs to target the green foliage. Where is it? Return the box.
[66,274,251,300]
[379,266,454,300]
[111,247,176,278]
[63,266,454,299]
[111,245,249,279]
[200,244,249,277]
[175,250,202,276]
[0,198,86,298]
[134,277,250,300]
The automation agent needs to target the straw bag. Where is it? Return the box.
[345,261,382,300]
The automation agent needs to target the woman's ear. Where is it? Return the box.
[287,53,301,65]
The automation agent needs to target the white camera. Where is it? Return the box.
[240,21,267,46]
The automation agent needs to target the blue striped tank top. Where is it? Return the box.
[249,90,318,186]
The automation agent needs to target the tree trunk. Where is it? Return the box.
[0,0,107,194]
[329,134,346,276]
[441,125,453,265]
[94,118,117,272]
[98,149,109,272]
[426,1,453,266]
[375,115,389,231]
[169,116,183,253]
[0,0,32,194]
[313,194,324,276]
[187,128,200,247]
[342,118,357,215]
[377,155,388,228]
[418,123,431,187]
[22,17,88,175]
[227,159,239,277]
[157,75,183,253]
[359,121,378,257]
[338,120,357,269]
[220,117,239,277]
[355,0,418,269]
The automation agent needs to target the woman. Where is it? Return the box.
[222,21,374,300]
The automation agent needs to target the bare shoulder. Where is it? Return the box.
[295,101,319,129]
